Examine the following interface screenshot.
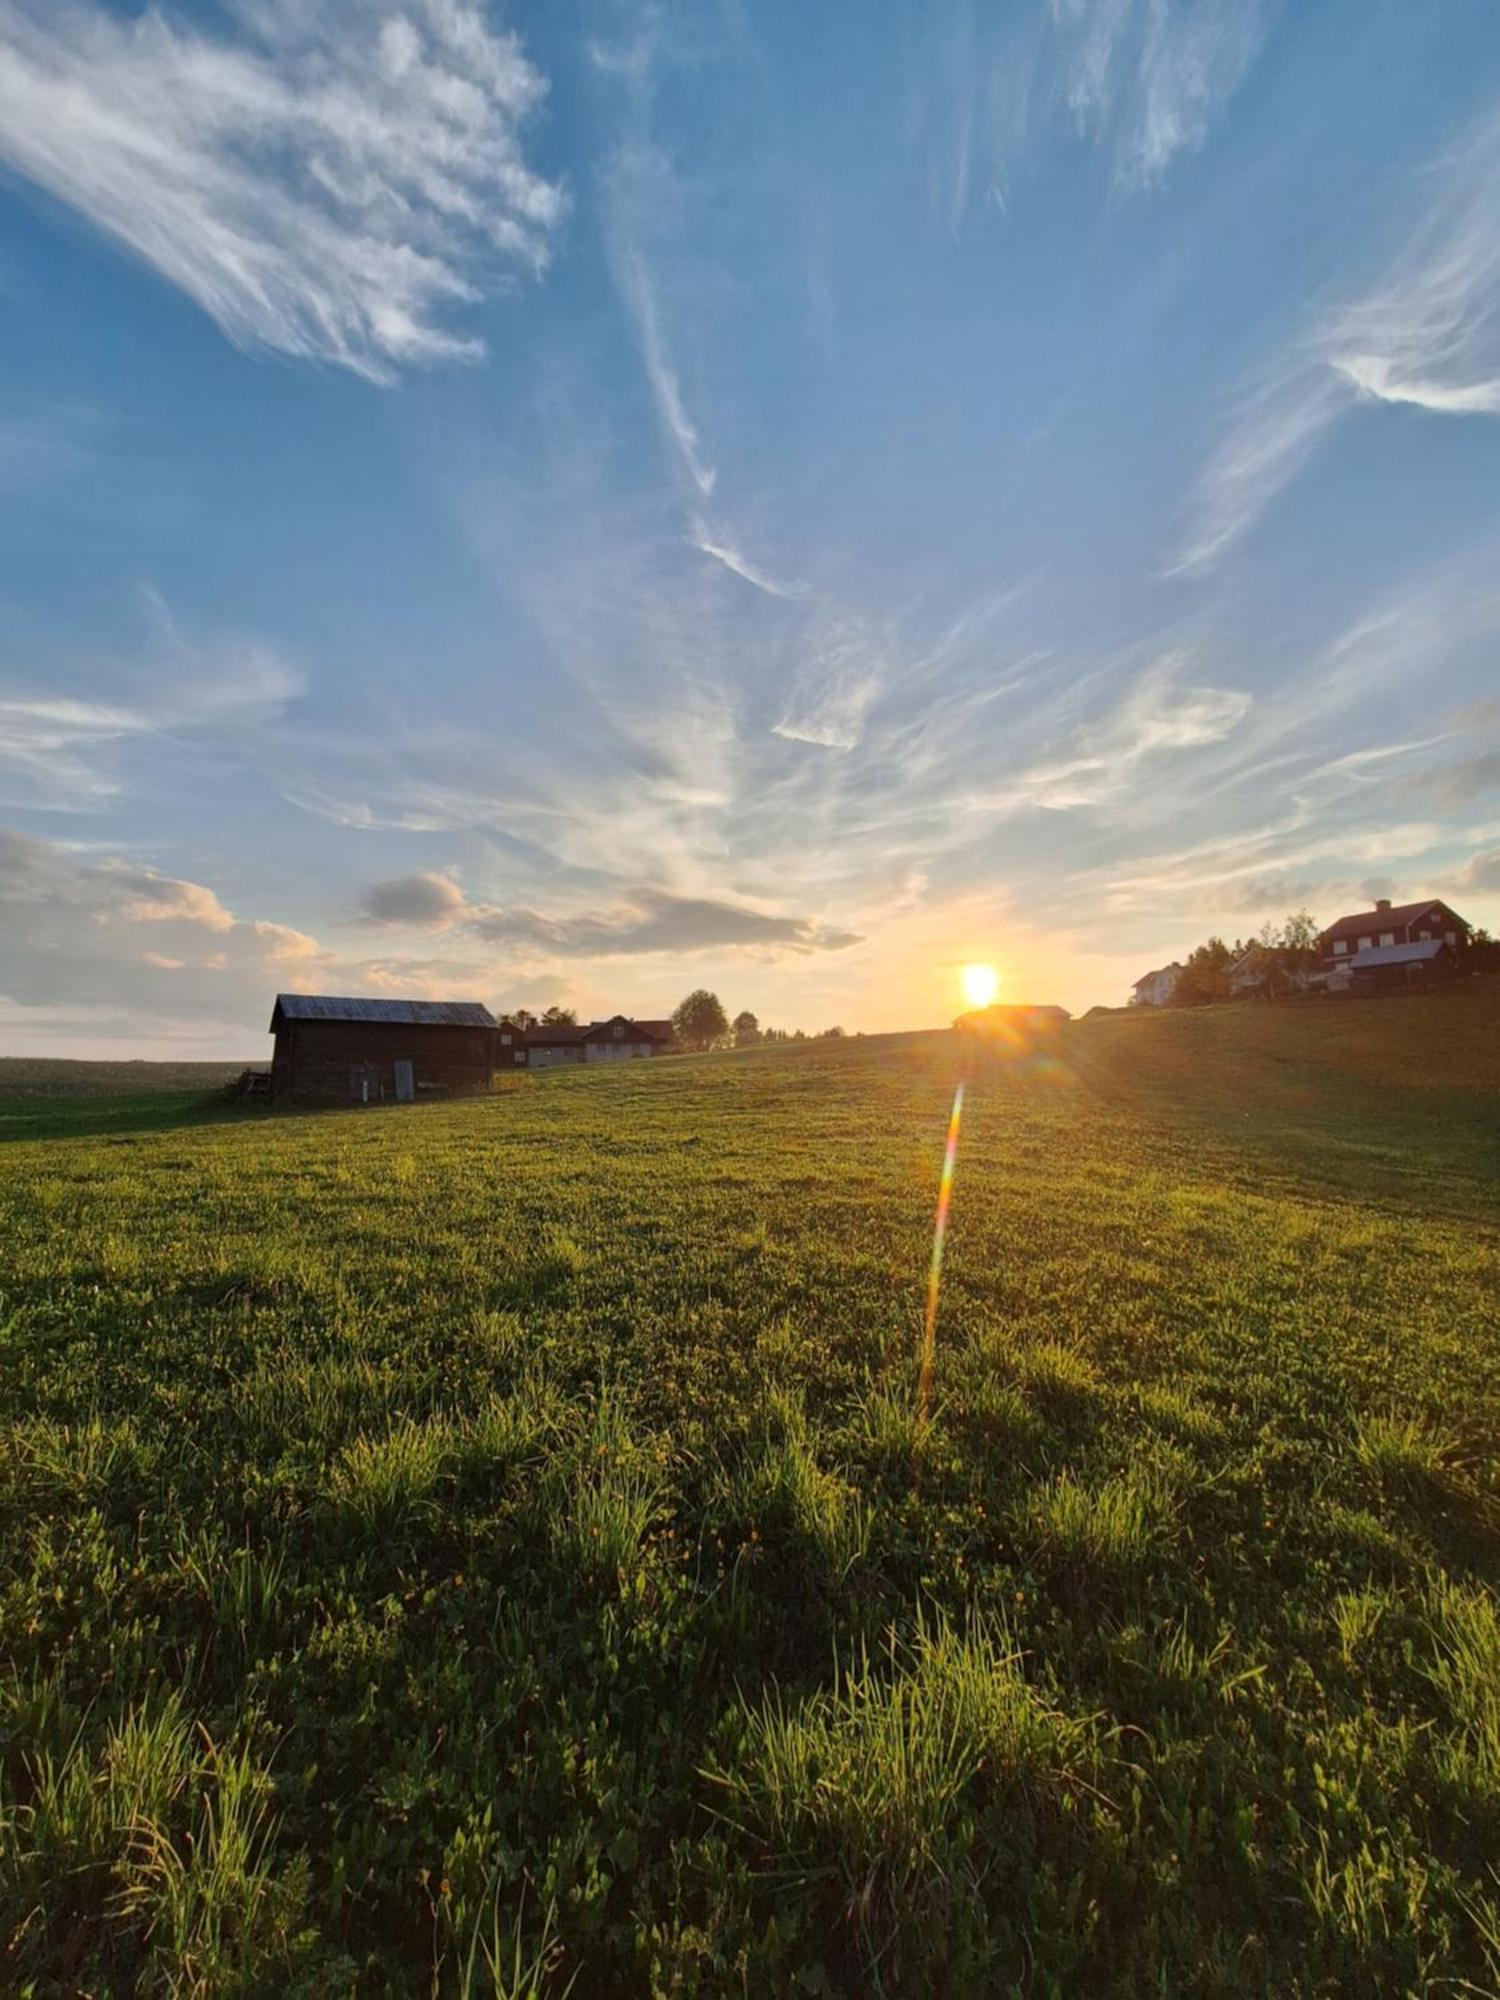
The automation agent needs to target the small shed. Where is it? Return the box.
[1346,939,1459,993]
[269,995,498,1104]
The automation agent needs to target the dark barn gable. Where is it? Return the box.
[269,995,498,1104]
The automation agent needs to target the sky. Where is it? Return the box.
[2,0,1500,1057]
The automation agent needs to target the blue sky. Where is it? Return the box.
[2,0,1499,1055]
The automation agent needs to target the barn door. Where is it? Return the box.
[393,1059,415,1103]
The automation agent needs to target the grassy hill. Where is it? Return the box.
[0,1055,257,1098]
[1,988,1497,1993]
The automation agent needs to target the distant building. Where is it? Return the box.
[270,995,498,1103]
[521,1015,676,1068]
[1226,943,1316,999]
[518,1020,588,1068]
[1318,898,1471,994]
[1346,938,1461,993]
[1131,963,1183,1008]
[1319,897,1469,965]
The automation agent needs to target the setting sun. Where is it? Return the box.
[961,963,1000,1008]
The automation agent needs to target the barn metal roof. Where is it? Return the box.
[1347,940,1451,969]
[270,994,497,1030]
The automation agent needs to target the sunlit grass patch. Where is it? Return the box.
[1325,1503,1423,1578]
[550,1391,664,1589]
[1135,1382,1227,1447]
[1331,1585,1398,1668]
[327,1384,553,1536]
[724,1388,871,1583]
[1018,1462,1177,1581]
[327,1413,457,1534]
[172,1533,289,1664]
[959,1374,1045,1461]
[450,1884,572,2000]
[710,1612,1093,1976]
[1011,1340,1106,1421]
[849,1376,937,1473]
[6,1413,157,1511]
[1,1692,308,1992]
[1353,1411,1457,1493]
[1424,1580,1500,1800]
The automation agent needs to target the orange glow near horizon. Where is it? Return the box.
[961,962,1001,1009]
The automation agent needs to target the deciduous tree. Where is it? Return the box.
[672,989,729,1050]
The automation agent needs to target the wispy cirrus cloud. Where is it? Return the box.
[1052,0,1269,192]
[1175,100,1500,571]
[597,66,720,500]
[965,654,1251,814]
[0,595,300,809]
[918,0,1269,229]
[1335,353,1500,416]
[0,0,562,381]
[621,246,717,497]
[772,607,886,754]
[689,520,807,599]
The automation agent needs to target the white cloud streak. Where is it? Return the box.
[689,521,806,599]
[0,0,562,381]
[1175,99,1500,570]
[626,254,717,496]
[1335,353,1500,416]
[0,604,301,809]
[1052,0,1267,191]
[919,0,1267,228]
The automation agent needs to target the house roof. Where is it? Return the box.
[1321,899,1464,943]
[1348,939,1453,970]
[580,1015,675,1043]
[270,994,497,1030]
[1132,962,1182,989]
[523,1022,587,1045]
[517,1014,675,1047]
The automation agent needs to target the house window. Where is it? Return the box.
[613,1023,624,1037]
[1332,940,1347,956]
[1418,931,1430,941]
[1357,936,1372,951]
[1445,931,1456,944]
[1379,932,1394,947]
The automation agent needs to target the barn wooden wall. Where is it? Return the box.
[273,1021,494,1102]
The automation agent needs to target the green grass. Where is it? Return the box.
[1,985,1497,1994]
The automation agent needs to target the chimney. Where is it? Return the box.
[1375,898,1392,913]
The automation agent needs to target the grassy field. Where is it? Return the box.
[0,1059,255,1147]
[2,988,1497,1995]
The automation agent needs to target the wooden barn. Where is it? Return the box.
[269,994,499,1104]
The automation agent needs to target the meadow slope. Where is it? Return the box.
[2,988,1498,1995]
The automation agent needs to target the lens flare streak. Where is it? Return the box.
[918,1080,965,1418]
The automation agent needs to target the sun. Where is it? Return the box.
[961,963,1000,1008]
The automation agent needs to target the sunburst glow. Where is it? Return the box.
[961,963,1000,1008]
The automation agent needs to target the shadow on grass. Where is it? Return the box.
[0,1090,265,1145]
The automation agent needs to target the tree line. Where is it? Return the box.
[496,992,843,1049]
[671,990,845,1051]
[1168,910,1320,1006]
